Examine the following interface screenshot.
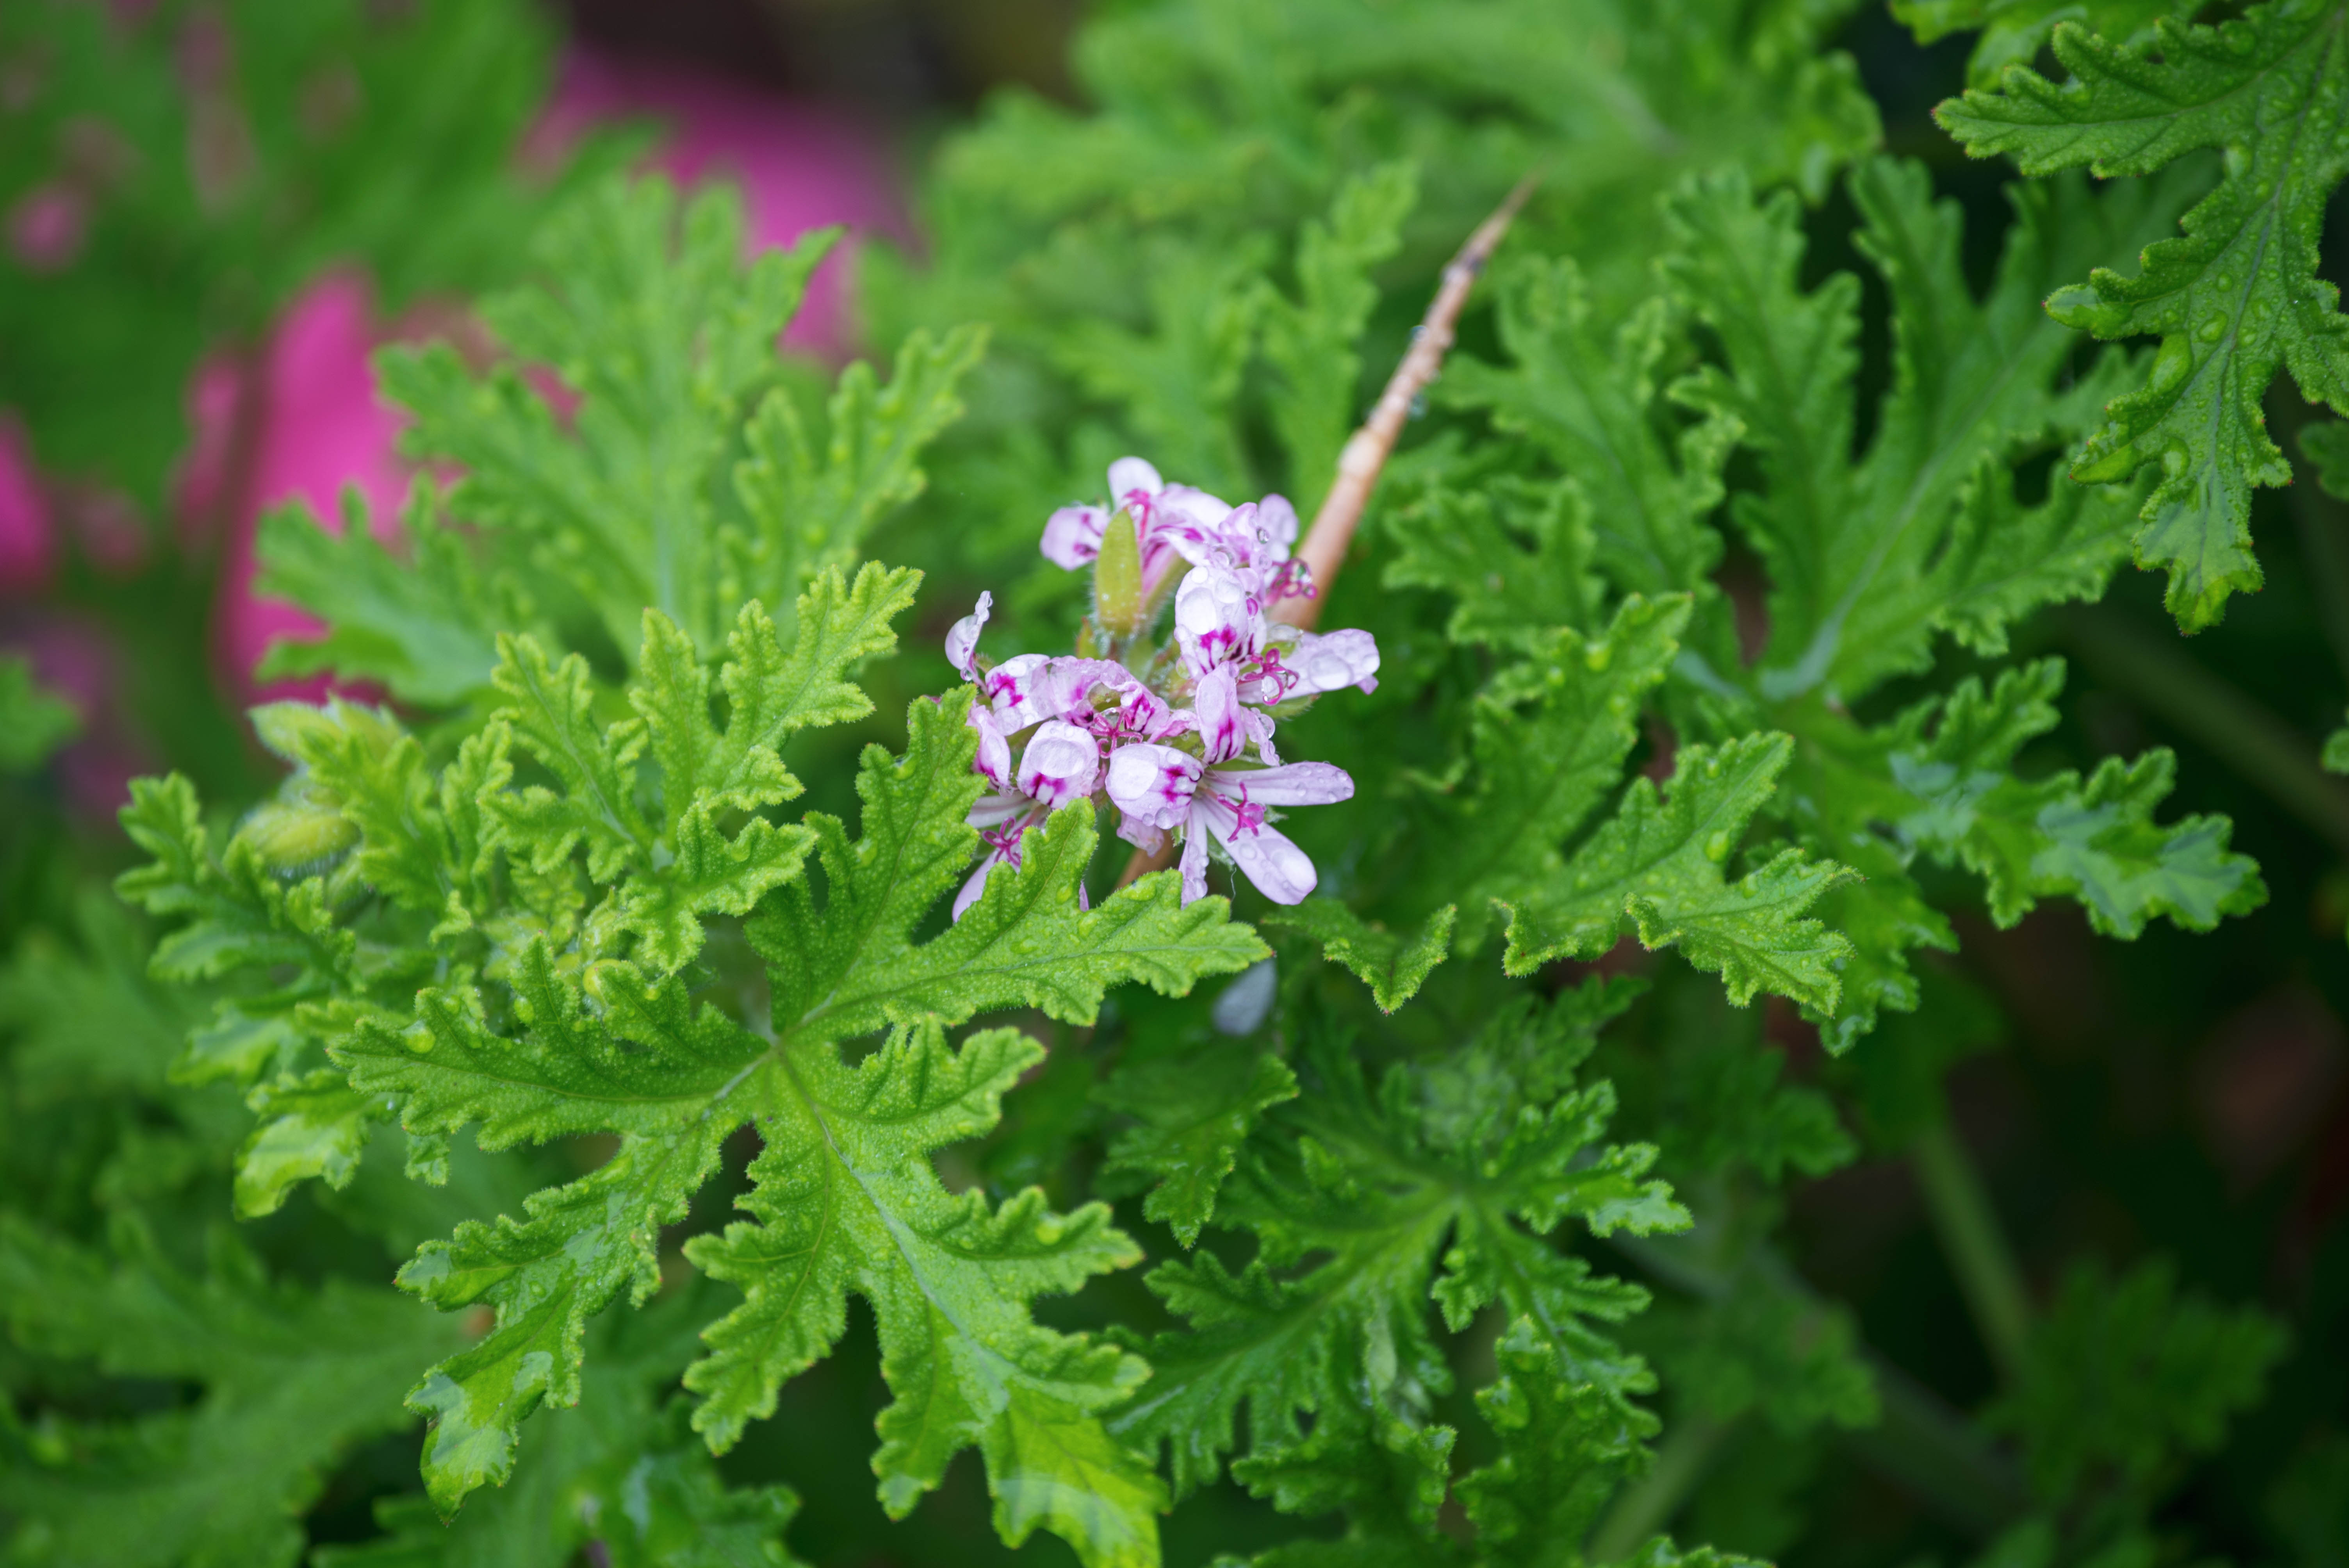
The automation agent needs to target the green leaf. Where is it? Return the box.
[1649,1277,1880,1434]
[269,697,495,918]
[1441,257,1732,613]
[2326,718,2349,774]
[1935,3,2349,629]
[1458,1317,1651,1563]
[1661,157,2170,696]
[401,1121,732,1515]
[381,180,834,654]
[489,631,654,882]
[337,952,768,1150]
[315,1288,807,1568]
[686,1023,1162,1568]
[1049,235,1267,496]
[0,1219,460,1568]
[0,0,597,510]
[0,654,76,772]
[731,327,989,605]
[1438,593,1692,941]
[2303,417,2349,499]
[1268,898,1457,1013]
[0,891,203,1101]
[260,175,968,695]
[1098,1041,1300,1245]
[261,674,1258,1558]
[1782,659,2261,1046]
[635,567,921,834]
[1892,0,2171,86]
[1113,996,1681,1502]
[235,1068,383,1219]
[254,484,510,707]
[1990,1257,2288,1502]
[1848,661,2263,935]
[116,773,357,985]
[1381,476,1607,650]
[1498,735,1855,1012]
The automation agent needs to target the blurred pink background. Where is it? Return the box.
[3,44,908,805]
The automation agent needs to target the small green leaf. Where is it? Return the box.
[0,655,77,773]
[1499,734,1855,1012]
[1269,898,1456,1013]
[1099,1043,1299,1245]
[236,1070,383,1219]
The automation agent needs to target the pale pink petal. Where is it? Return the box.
[983,652,1062,729]
[1105,742,1200,834]
[1116,812,1167,856]
[1156,495,1245,573]
[1041,503,1107,569]
[968,790,1028,829]
[1212,760,1354,807]
[1194,665,1249,764]
[1201,794,1318,904]
[1107,455,1164,502]
[1255,493,1300,557]
[953,857,998,921]
[1017,719,1101,809]
[946,590,992,681]
[1276,626,1381,697]
[1045,657,1131,710]
[968,700,1012,788]
[1178,814,1214,905]
[1174,561,1262,677]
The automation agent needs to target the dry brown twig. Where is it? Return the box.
[1113,174,1539,891]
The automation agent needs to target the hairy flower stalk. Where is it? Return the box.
[943,455,1378,911]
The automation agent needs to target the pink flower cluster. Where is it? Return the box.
[946,458,1378,914]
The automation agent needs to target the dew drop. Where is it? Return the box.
[2198,315,2228,342]
[1704,830,1731,864]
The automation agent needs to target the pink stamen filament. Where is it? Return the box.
[981,820,1029,864]
[1229,780,1265,837]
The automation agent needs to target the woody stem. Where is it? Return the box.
[1269,170,1538,634]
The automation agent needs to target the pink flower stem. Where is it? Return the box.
[1116,175,1534,892]
[1268,171,1539,634]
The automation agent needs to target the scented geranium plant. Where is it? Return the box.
[7,3,2347,1567]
